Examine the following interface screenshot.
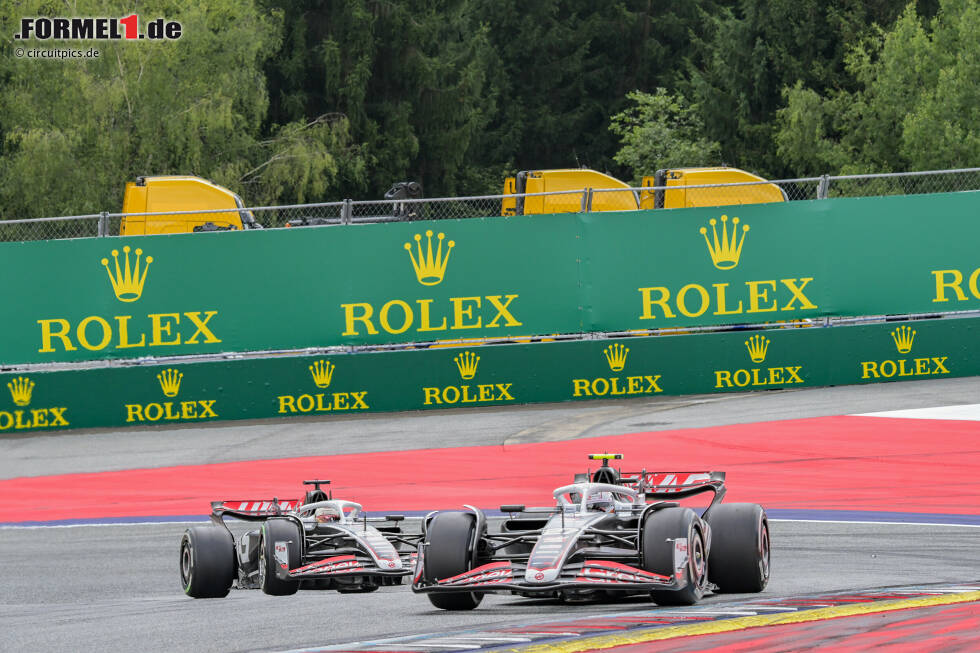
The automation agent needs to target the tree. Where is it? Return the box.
[774,0,980,174]
[262,0,498,198]
[688,0,911,177]
[475,0,736,184]
[0,0,363,219]
[241,114,366,204]
[609,89,721,182]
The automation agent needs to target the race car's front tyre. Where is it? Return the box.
[643,507,708,606]
[705,503,770,593]
[259,518,301,596]
[423,511,482,610]
[180,526,235,598]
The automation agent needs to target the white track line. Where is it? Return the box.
[855,403,980,421]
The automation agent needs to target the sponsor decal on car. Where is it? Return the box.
[622,472,713,493]
[274,542,290,568]
[438,561,513,586]
[575,560,671,584]
[575,560,672,585]
[673,537,690,581]
[291,555,362,576]
[219,500,301,514]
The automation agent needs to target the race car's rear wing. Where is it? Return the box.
[623,471,726,500]
[210,499,302,521]
[572,470,726,502]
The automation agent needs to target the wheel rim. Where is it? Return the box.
[690,530,707,589]
[180,541,192,587]
[258,533,267,588]
[759,520,771,580]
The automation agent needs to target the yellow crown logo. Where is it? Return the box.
[157,368,183,397]
[891,326,915,354]
[745,334,769,363]
[7,376,34,406]
[101,246,153,302]
[309,360,335,388]
[454,351,480,380]
[404,230,454,285]
[603,344,629,372]
[700,215,749,270]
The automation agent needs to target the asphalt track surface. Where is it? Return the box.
[1,521,977,653]
[1,377,979,652]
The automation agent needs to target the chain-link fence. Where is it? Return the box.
[248,202,345,229]
[0,214,102,242]
[4,168,979,242]
[822,168,980,199]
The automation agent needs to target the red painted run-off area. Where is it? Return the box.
[1,415,978,523]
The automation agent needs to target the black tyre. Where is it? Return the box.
[642,507,708,606]
[705,503,770,593]
[423,511,482,610]
[258,518,301,596]
[180,526,235,598]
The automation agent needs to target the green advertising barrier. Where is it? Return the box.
[584,191,980,331]
[1,317,975,432]
[2,191,979,366]
[2,214,583,365]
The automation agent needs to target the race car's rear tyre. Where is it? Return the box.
[705,503,770,593]
[423,511,482,610]
[643,507,707,606]
[180,526,235,598]
[259,518,301,596]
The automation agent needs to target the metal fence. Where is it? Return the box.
[3,167,979,243]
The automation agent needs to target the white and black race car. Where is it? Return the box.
[179,480,420,598]
[412,454,769,610]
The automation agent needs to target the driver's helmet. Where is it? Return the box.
[314,506,341,523]
[586,491,615,512]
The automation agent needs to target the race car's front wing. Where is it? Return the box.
[413,541,690,595]
[279,552,416,581]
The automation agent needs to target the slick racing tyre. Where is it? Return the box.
[705,503,770,593]
[643,507,708,606]
[424,511,482,610]
[180,526,235,598]
[259,518,302,596]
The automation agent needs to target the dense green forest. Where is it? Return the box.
[0,0,977,219]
